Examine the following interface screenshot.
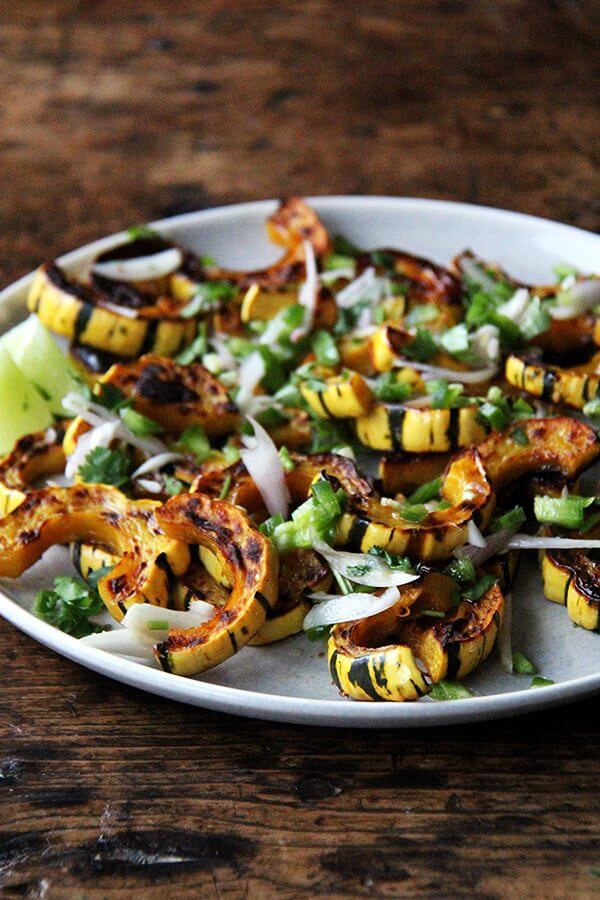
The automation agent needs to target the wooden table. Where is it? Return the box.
[1,2,599,896]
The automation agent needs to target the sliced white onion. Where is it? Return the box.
[335,267,377,308]
[63,391,167,460]
[505,535,600,550]
[291,241,318,341]
[467,520,487,548]
[132,452,186,478]
[259,308,293,346]
[92,247,183,282]
[240,415,290,517]
[80,629,154,657]
[402,361,498,384]
[497,288,530,323]
[210,334,237,369]
[134,478,163,495]
[304,585,401,629]
[311,538,419,588]
[455,528,513,565]
[235,351,265,413]
[469,324,501,364]
[122,601,214,633]
[62,391,113,427]
[99,302,140,319]
[550,279,600,319]
[497,592,513,673]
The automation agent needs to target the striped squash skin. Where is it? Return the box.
[300,372,375,419]
[505,353,600,410]
[355,404,487,453]
[328,577,504,701]
[28,265,195,358]
[541,550,600,632]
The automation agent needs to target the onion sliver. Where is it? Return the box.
[304,586,401,629]
[291,241,319,341]
[312,537,418,588]
[404,362,498,384]
[335,267,376,308]
[505,535,600,550]
[236,351,265,413]
[467,520,487,548]
[92,247,183,283]
[122,602,214,633]
[240,416,290,517]
[132,452,186,478]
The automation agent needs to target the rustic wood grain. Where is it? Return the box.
[0,1,599,896]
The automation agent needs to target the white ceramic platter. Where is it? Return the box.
[1,197,599,727]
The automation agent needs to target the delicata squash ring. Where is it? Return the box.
[354,402,487,453]
[338,417,600,560]
[153,492,278,675]
[541,526,600,632]
[505,352,600,411]
[28,263,196,359]
[0,485,190,622]
[96,353,240,437]
[0,423,66,516]
[328,573,505,701]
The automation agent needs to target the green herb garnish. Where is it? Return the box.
[34,574,106,638]
[530,675,554,689]
[429,680,473,700]
[120,407,163,437]
[512,652,537,675]
[78,447,131,488]
[175,425,213,462]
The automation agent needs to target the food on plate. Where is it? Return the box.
[0,197,598,699]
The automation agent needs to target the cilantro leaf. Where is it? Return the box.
[34,574,106,638]
[78,447,132,488]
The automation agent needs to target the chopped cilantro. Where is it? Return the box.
[403,328,437,362]
[34,574,106,638]
[78,447,131,488]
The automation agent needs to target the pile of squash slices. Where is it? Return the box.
[1,197,600,702]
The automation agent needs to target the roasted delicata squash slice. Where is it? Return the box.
[338,418,599,560]
[192,451,373,515]
[96,354,239,437]
[153,492,278,675]
[475,417,600,493]
[202,197,331,294]
[0,485,190,621]
[355,402,486,453]
[251,549,332,645]
[28,263,196,358]
[541,526,600,631]
[0,423,66,516]
[300,370,375,419]
[337,448,493,560]
[378,452,453,495]
[328,572,505,701]
[505,352,600,410]
[240,281,338,328]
